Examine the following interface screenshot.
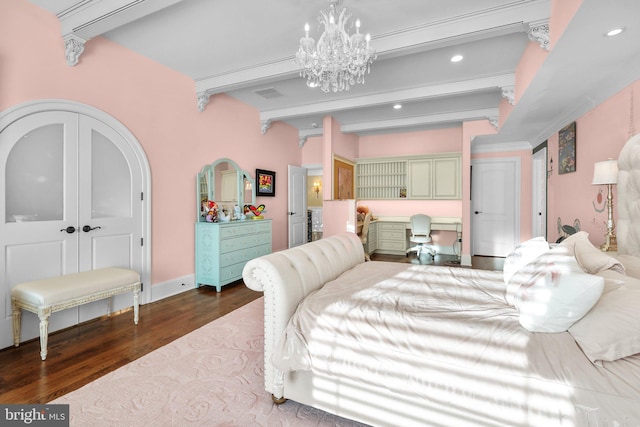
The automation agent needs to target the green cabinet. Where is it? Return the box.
[195,220,271,291]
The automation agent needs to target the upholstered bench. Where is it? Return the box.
[11,267,141,360]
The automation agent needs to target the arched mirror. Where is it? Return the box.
[197,158,255,221]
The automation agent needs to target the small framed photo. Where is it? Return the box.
[256,169,276,197]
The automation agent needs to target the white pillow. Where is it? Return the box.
[560,231,625,274]
[569,286,640,363]
[503,237,549,286]
[516,270,604,333]
[505,243,581,306]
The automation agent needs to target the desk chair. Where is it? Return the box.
[359,212,373,261]
[406,214,436,259]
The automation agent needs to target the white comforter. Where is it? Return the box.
[274,262,640,426]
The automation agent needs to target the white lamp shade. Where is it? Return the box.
[592,159,618,185]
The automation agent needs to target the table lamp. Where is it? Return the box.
[592,159,618,251]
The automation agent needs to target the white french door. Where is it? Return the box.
[471,158,520,257]
[0,107,147,349]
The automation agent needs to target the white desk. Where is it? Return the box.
[375,216,461,231]
[358,216,462,256]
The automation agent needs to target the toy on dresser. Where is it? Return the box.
[203,200,218,222]
[244,204,266,220]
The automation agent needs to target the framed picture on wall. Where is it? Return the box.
[333,156,354,199]
[558,121,576,174]
[256,169,276,197]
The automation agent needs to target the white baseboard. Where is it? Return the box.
[149,274,195,303]
[461,254,472,266]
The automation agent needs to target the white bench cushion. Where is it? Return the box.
[11,267,140,308]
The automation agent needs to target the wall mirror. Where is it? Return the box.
[197,158,255,221]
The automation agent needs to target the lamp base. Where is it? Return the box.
[600,234,617,252]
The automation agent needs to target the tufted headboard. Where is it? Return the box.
[242,232,365,397]
[617,134,640,256]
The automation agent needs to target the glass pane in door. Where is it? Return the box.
[5,124,64,222]
[91,130,131,219]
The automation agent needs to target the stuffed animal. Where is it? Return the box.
[205,200,218,222]
[357,205,370,222]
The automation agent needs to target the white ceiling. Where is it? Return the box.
[29,0,640,149]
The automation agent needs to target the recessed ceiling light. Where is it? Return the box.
[450,54,464,63]
[393,104,402,110]
[606,27,625,37]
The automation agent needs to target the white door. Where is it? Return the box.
[288,165,307,248]
[471,158,520,256]
[532,148,547,238]
[0,109,146,349]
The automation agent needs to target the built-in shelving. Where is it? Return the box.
[356,153,461,200]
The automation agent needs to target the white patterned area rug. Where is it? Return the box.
[51,297,366,427]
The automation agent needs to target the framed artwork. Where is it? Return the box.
[256,169,276,197]
[558,122,576,174]
[333,156,354,200]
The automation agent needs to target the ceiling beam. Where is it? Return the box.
[55,0,184,40]
[260,74,514,123]
[340,108,499,134]
[195,0,550,95]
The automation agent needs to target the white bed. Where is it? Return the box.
[242,136,640,427]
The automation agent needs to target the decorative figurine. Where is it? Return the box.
[205,200,218,222]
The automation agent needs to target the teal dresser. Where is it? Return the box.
[195,220,272,291]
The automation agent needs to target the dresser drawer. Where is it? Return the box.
[377,240,406,251]
[377,222,406,231]
[220,248,248,267]
[220,236,247,253]
[244,232,271,247]
[245,244,271,260]
[220,223,258,239]
[255,221,271,233]
[378,229,405,240]
[219,262,245,283]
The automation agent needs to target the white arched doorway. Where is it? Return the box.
[0,100,151,350]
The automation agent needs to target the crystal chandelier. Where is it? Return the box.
[295,0,376,93]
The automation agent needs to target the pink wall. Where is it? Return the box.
[302,136,323,165]
[1,0,301,285]
[550,0,583,51]
[358,127,462,158]
[548,80,640,245]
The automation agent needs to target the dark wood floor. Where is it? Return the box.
[0,282,261,404]
[371,251,505,271]
[0,253,502,404]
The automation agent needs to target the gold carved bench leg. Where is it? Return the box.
[38,309,51,361]
[133,286,140,325]
[11,298,21,347]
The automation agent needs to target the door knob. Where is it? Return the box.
[60,226,76,234]
[474,211,483,214]
[288,212,295,216]
[82,225,102,232]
